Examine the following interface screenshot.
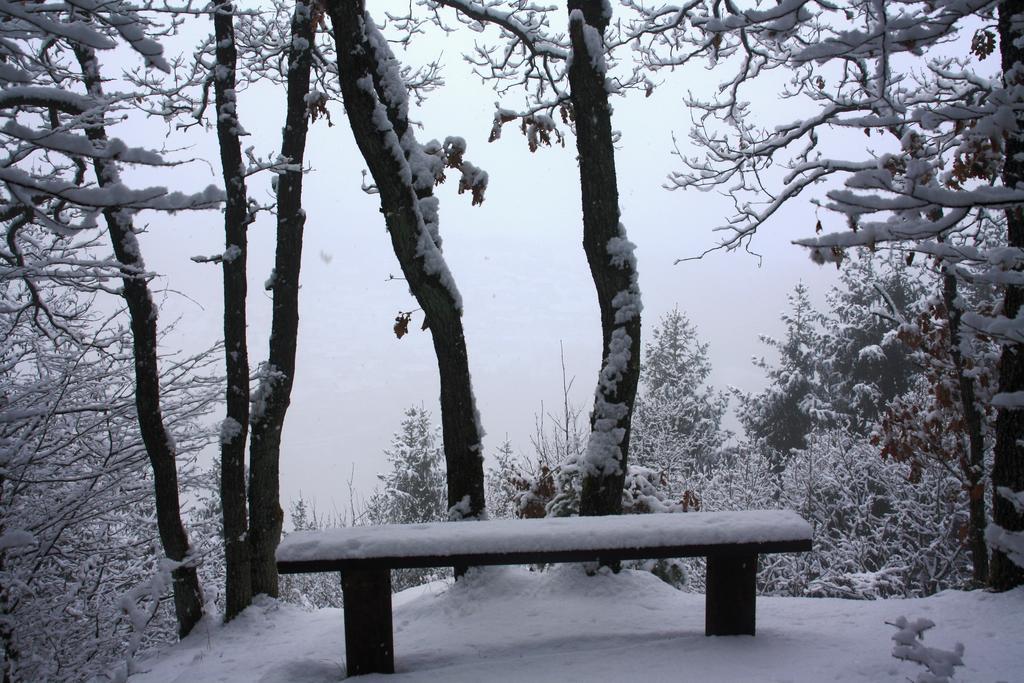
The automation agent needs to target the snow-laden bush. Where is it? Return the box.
[888,616,965,683]
[681,431,972,598]
[278,498,346,609]
[489,427,972,598]
[0,316,218,681]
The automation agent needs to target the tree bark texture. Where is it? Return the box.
[0,527,16,683]
[941,270,989,586]
[247,0,314,599]
[73,44,204,637]
[327,0,486,523]
[993,0,1024,591]
[566,1,643,517]
[213,0,254,617]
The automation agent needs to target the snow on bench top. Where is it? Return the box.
[276,510,811,566]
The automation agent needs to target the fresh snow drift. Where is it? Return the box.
[128,566,1023,683]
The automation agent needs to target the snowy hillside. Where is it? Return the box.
[129,566,1023,682]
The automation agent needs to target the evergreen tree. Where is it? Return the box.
[364,406,448,591]
[820,250,924,433]
[366,406,447,526]
[736,282,828,467]
[486,439,525,519]
[632,307,730,485]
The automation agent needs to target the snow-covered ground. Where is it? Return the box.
[129,566,1022,682]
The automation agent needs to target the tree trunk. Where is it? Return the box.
[326,0,486,525]
[248,0,314,599]
[941,269,989,586]
[566,1,643,517]
[993,0,1024,591]
[73,44,204,637]
[213,0,253,617]
[1,486,21,682]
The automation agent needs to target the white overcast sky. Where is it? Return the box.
[125,4,840,515]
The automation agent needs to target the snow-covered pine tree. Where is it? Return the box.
[735,282,830,470]
[365,406,448,591]
[819,250,924,434]
[486,438,526,520]
[366,406,447,527]
[632,307,730,488]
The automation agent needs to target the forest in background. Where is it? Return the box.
[285,247,1000,607]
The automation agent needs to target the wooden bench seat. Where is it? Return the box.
[276,509,812,677]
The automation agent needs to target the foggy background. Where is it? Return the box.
[125,12,839,515]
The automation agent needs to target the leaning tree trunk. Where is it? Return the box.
[941,269,989,586]
[566,1,643,517]
[327,0,486,525]
[212,0,254,618]
[992,0,1024,591]
[247,0,314,599]
[73,44,204,637]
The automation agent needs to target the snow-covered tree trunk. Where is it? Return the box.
[72,43,204,638]
[212,0,254,617]
[567,0,642,518]
[940,269,989,585]
[327,0,487,526]
[247,0,314,601]
[992,0,1024,591]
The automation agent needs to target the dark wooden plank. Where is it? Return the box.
[341,568,394,676]
[277,538,811,574]
[705,553,757,636]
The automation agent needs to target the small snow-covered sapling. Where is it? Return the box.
[887,616,964,683]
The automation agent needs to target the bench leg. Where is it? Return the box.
[341,568,394,676]
[705,553,757,636]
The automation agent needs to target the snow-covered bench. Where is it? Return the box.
[276,509,812,676]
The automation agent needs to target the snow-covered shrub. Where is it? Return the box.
[679,431,972,598]
[888,616,964,683]
[486,410,696,587]
[0,315,218,681]
[492,421,971,598]
[494,454,691,521]
[786,431,970,597]
[278,498,345,609]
